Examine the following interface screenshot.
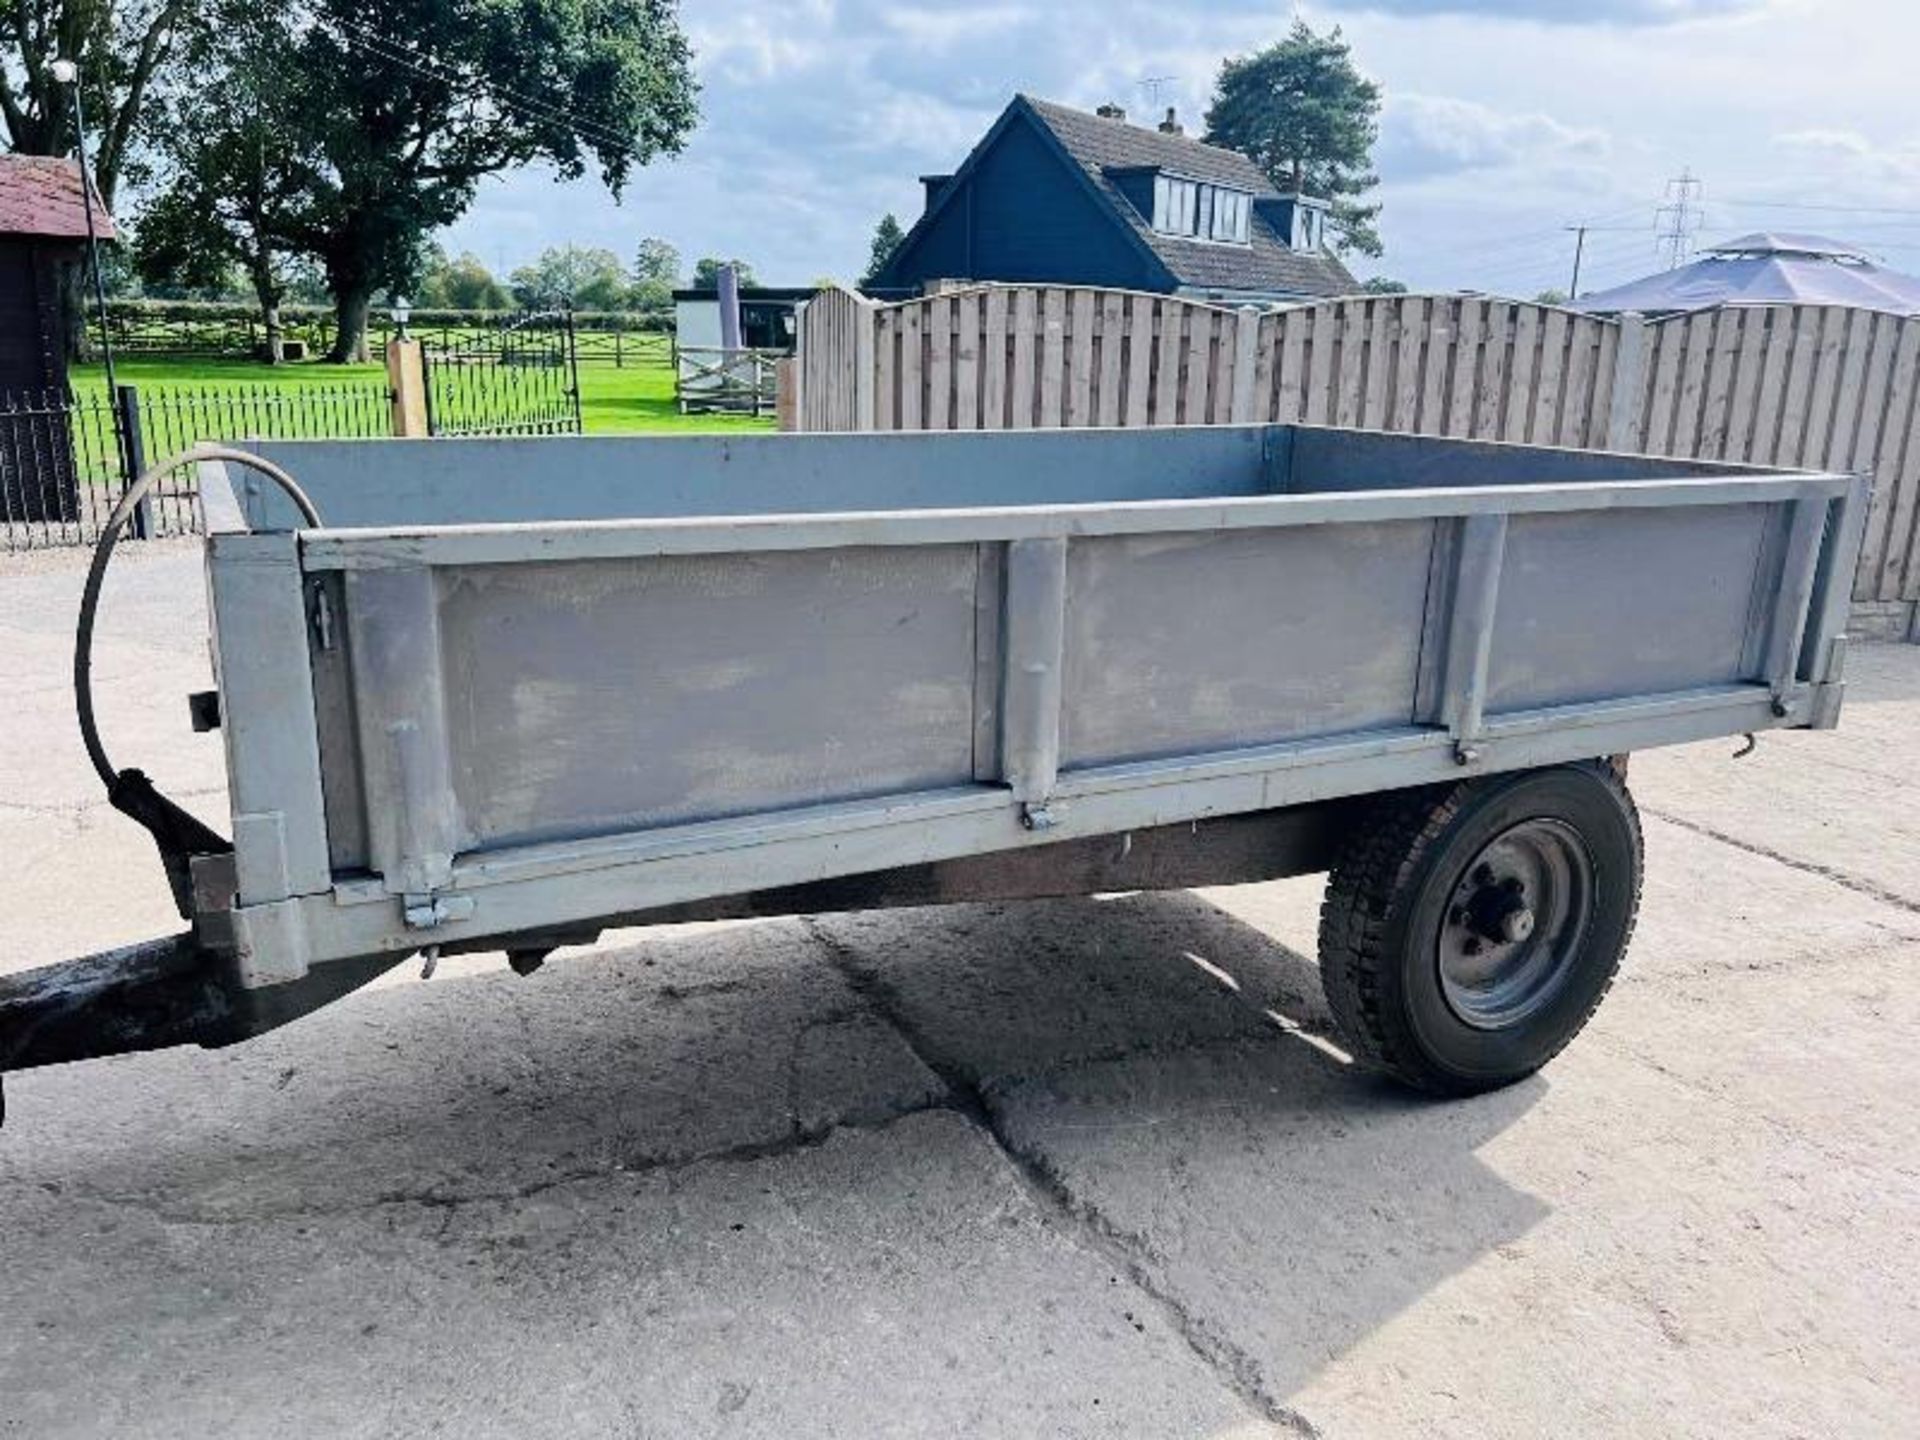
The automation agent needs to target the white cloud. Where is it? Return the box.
[437,0,1920,293]
[1381,94,1610,182]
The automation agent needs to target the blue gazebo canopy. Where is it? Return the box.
[1573,233,1920,316]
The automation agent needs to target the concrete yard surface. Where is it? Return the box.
[2,544,1917,1438]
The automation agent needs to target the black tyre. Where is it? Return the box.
[1318,763,1642,1096]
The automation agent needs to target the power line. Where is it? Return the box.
[1719,197,1920,218]
[1655,168,1704,269]
[304,10,650,164]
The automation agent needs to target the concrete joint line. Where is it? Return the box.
[800,918,1321,1438]
[1644,804,1920,916]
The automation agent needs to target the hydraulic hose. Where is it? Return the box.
[75,445,321,787]
[73,446,323,914]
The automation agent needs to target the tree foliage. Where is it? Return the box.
[131,10,328,357]
[630,235,679,310]
[860,212,905,287]
[419,247,510,309]
[0,0,197,207]
[509,244,630,310]
[1203,21,1384,258]
[1360,276,1407,294]
[135,0,699,360]
[691,256,756,290]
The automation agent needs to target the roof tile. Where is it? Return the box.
[1022,96,1354,299]
[0,155,117,241]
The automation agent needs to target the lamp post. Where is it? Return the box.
[47,58,118,400]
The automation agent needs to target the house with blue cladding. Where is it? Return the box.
[871,95,1356,304]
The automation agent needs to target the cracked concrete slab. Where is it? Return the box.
[0,920,946,1221]
[1,1110,1285,1440]
[1630,642,1920,909]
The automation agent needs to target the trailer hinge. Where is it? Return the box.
[403,892,475,930]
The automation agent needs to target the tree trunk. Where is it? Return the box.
[60,261,91,366]
[328,287,373,364]
[248,262,285,364]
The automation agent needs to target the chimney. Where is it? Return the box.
[1095,102,1127,122]
[1158,107,1183,136]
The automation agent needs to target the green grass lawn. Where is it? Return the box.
[70,354,776,436]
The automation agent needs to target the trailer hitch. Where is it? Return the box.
[0,937,410,1128]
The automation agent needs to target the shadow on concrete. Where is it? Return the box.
[813,889,1552,1412]
[5,887,1548,1427]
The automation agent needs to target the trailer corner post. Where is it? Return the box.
[1762,495,1831,708]
[1440,513,1508,764]
[343,566,460,903]
[1000,536,1068,827]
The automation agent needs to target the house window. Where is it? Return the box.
[1153,176,1250,244]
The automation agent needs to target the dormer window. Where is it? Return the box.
[1152,175,1251,244]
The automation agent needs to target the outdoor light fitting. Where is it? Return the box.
[391,296,412,339]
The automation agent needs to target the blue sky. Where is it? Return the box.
[441,0,1920,298]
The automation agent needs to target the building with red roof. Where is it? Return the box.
[0,154,116,391]
[0,155,117,526]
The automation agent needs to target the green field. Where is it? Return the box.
[70,354,777,436]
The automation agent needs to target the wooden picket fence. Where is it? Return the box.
[792,285,1920,627]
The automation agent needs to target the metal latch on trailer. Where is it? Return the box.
[403,893,476,930]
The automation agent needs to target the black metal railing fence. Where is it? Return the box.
[422,311,584,438]
[2,380,395,551]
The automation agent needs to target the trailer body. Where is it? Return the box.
[0,424,1868,1096]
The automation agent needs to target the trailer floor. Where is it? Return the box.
[4,544,1917,1439]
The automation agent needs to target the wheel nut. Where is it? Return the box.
[1500,908,1536,943]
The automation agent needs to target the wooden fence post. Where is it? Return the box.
[855,297,877,431]
[387,338,429,438]
[1229,306,1263,424]
[1605,312,1649,452]
[775,357,799,431]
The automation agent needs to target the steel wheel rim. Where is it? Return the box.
[1435,817,1595,1031]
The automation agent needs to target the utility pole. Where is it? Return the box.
[1655,169,1704,270]
[1566,225,1589,299]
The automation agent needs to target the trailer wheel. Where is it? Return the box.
[1317,763,1642,1096]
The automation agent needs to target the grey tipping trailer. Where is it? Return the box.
[0,425,1868,1113]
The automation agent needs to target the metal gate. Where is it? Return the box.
[422,310,583,438]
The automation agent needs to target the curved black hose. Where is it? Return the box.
[74,445,322,788]
[74,446,323,916]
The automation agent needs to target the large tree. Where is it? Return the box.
[509,243,629,310]
[132,13,326,360]
[307,0,696,358]
[630,234,677,312]
[139,1,698,361]
[1203,21,1384,258]
[0,0,196,208]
